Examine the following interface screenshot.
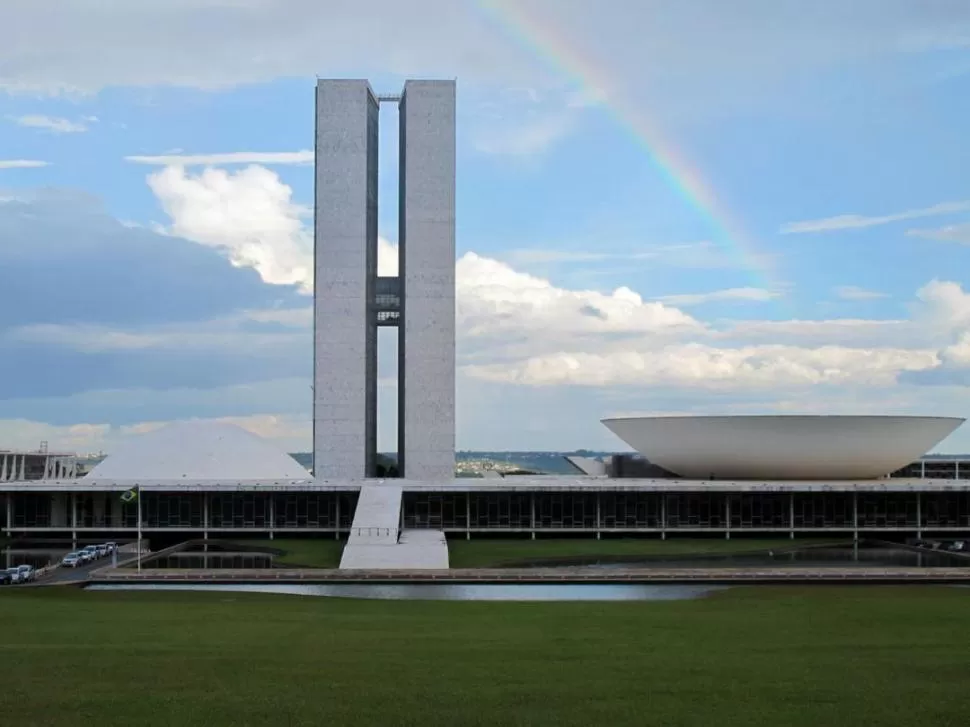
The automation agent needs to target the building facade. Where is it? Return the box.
[4,471,970,541]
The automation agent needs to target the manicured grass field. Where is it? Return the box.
[3,586,970,726]
[447,537,832,568]
[221,538,345,568]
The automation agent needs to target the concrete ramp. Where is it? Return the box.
[340,484,449,569]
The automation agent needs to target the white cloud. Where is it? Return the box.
[780,200,970,234]
[913,279,970,331]
[907,222,970,244]
[127,151,313,166]
[463,344,938,389]
[8,114,92,133]
[0,414,310,455]
[658,287,780,306]
[147,164,314,291]
[0,159,49,169]
[132,165,970,401]
[834,285,889,300]
[503,241,777,272]
[146,165,400,292]
[455,252,702,341]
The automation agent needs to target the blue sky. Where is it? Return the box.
[2,0,970,454]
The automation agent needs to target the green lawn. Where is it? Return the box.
[218,536,844,569]
[2,586,970,726]
[447,537,835,568]
[219,538,344,567]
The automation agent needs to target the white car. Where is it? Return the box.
[77,549,95,564]
[15,565,34,583]
[62,552,82,568]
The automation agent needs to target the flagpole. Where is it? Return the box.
[136,483,142,573]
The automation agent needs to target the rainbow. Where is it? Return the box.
[471,0,779,293]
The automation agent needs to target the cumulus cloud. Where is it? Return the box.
[913,279,970,331]
[133,164,970,403]
[148,165,314,291]
[455,252,701,342]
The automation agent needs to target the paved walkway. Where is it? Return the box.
[339,484,449,569]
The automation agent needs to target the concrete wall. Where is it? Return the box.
[397,80,456,479]
[314,80,379,478]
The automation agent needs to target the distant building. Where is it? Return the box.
[0,447,78,481]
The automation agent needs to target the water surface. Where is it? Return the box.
[86,582,727,601]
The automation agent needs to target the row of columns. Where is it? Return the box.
[0,453,78,481]
[457,491,930,540]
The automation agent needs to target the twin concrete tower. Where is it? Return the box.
[313,79,456,480]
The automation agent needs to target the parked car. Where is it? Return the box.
[0,571,12,585]
[77,549,95,564]
[15,565,34,583]
[3,567,23,584]
[95,544,109,558]
[105,541,117,553]
[62,552,82,568]
[81,545,99,560]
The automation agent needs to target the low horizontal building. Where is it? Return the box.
[2,416,969,543]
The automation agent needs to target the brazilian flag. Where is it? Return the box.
[120,487,138,504]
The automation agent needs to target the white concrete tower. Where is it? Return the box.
[313,79,379,478]
[313,78,455,480]
[397,80,456,479]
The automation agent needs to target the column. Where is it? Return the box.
[916,491,922,539]
[596,492,600,540]
[268,494,274,541]
[725,496,731,540]
[789,492,795,540]
[661,495,666,540]
[530,492,535,540]
[852,491,859,542]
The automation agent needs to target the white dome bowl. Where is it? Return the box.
[601,415,964,480]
